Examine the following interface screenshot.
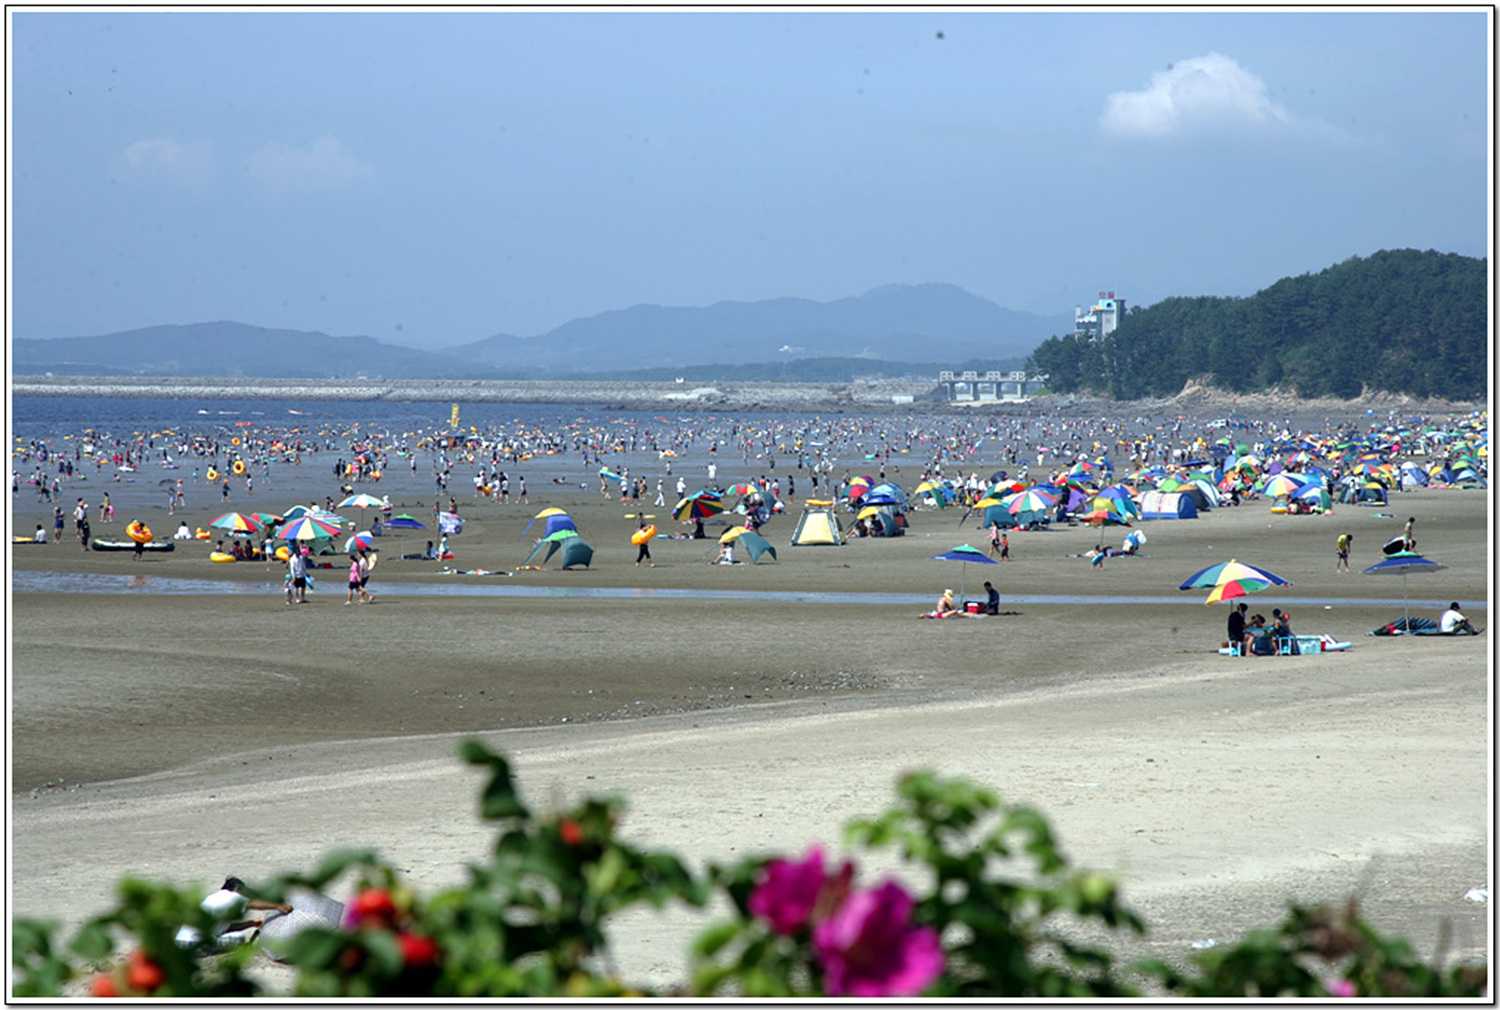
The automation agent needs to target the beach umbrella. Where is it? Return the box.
[673,491,724,522]
[1180,559,1292,605]
[931,544,1000,603]
[382,513,426,554]
[209,511,263,534]
[1362,552,1448,631]
[1292,484,1334,512]
[337,493,387,509]
[1261,473,1306,498]
[344,531,375,554]
[719,526,748,543]
[1005,488,1059,515]
[520,508,568,540]
[276,515,343,542]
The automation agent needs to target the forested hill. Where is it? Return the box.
[1026,250,1487,400]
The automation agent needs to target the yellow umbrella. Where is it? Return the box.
[719,526,748,543]
[856,505,882,520]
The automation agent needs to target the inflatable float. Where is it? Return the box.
[209,551,237,563]
[631,525,657,545]
[91,539,175,552]
[206,467,220,481]
[195,528,211,539]
[126,522,154,544]
[232,460,246,475]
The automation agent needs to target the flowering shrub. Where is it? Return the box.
[9,740,1488,998]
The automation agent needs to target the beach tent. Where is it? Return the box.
[1354,483,1388,506]
[790,502,844,546]
[861,482,908,508]
[1139,490,1199,519]
[738,530,778,563]
[866,505,905,537]
[524,530,593,568]
[543,514,578,537]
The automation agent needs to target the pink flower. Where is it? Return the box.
[1325,978,1357,998]
[748,846,851,936]
[812,880,944,997]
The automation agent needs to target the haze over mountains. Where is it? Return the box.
[11,285,1070,381]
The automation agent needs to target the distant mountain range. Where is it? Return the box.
[12,284,1071,381]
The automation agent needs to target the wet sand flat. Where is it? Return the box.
[9,428,1491,988]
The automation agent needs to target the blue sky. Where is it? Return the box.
[9,8,1489,349]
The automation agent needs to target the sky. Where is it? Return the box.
[9,8,1490,350]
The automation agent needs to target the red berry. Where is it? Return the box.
[559,819,584,847]
[125,951,165,992]
[399,932,440,971]
[350,888,398,928]
[90,973,120,997]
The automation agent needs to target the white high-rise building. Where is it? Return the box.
[1074,292,1126,341]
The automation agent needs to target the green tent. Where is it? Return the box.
[738,530,777,563]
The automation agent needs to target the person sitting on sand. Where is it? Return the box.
[1441,602,1481,635]
[1243,614,1274,656]
[931,589,961,618]
[984,581,999,615]
[1272,608,1299,654]
[174,876,292,953]
[715,540,736,564]
[174,521,192,539]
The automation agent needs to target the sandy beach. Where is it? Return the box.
[9,404,1492,991]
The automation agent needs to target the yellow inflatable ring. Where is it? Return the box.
[231,436,241,446]
[126,522,153,544]
[195,528,210,539]
[232,460,246,475]
[206,467,219,481]
[209,551,237,563]
[631,525,657,545]
[275,545,290,561]
[1270,505,1289,514]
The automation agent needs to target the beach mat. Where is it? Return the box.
[258,890,345,961]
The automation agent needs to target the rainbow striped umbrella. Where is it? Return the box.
[1005,488,1059,515]
[1180,559,1292,606]
[209,511,263,534]
[276,515,343,541]
[1261,473,1306,498]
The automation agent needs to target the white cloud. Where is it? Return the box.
[1100,53,1292,139]
[118,137,214,185]
[246,135,374,195]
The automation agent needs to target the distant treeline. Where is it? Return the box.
[571,356,1029,383]
[1026,249,1487,400]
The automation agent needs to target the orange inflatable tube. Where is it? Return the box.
[126,522,153,544]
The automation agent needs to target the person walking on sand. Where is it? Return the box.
[987,522,1001,558]
[1336,532,1352,573]
[346,554,363,605]
[1000,531,1010,561]
[1403,516,1416,552]
[358,549,376,602]
[287,546,310,604]
[635,518,655,568]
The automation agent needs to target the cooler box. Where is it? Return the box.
[1295,635,1324,654]
[965,601,982,614]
